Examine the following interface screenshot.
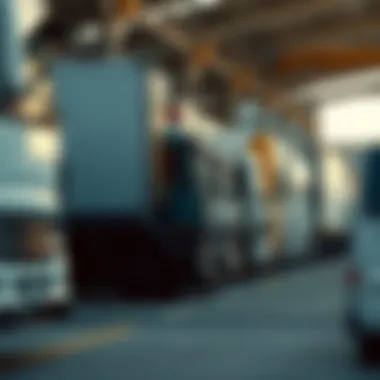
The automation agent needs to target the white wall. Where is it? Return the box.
[316,94,380,231]
[320,148,356,232]
[317,95,380,147]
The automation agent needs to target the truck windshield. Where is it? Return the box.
[363,149,380,218]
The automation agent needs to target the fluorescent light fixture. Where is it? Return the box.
[146,0,222,24]
[193,0,221,7]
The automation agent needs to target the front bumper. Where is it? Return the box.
[0,255,72,315]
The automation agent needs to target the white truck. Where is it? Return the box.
[54,58,193,296]
[53,59,272,294]
[0,120,72,321]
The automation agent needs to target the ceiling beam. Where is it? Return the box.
[113,0,222,26]
[273,46,380,79]
[142,23,304,118]
[197,0,353,43]
[110,2,305,120]
[291,67,380,104]
[141,22,243,83]
[277,14,380,51]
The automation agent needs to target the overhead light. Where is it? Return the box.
[193,0,221,7]
[146,0,221,24]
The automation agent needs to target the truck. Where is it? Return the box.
[54,58,278,295]
[54,56,321,297]
[0,120,72,321]
[0,0,72,321]
[54,58,192,296]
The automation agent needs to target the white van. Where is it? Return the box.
[0,121,72,321]
[345,147,380,364]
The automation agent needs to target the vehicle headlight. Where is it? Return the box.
[23,222,65,259]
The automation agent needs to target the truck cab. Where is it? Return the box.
[0,120,72,320]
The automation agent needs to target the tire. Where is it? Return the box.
[225,235,249,281]
[122,252,165,296]
[44,304,72,320]
[196,235,223,290]
[234,228,256,278]
[357,337,380,367]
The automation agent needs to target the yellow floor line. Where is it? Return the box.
[0,322,136,374]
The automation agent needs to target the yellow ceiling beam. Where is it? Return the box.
[113,0,142,20]
[273,45,380,79]
[139,22,305,125]
[188,41,218,71]
[278,15,380,51]
[200,0,350,42]
[232,67,259,96]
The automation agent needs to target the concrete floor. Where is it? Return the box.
[0,259,379,379]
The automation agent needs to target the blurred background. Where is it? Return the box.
[1,0,380,378]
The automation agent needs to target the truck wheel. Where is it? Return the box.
[123,253,163,295]
[358,337,379,367]
[222,236,246,281]
[43,304,72,320]
[236,231,256,277]
[197,237,223,290]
